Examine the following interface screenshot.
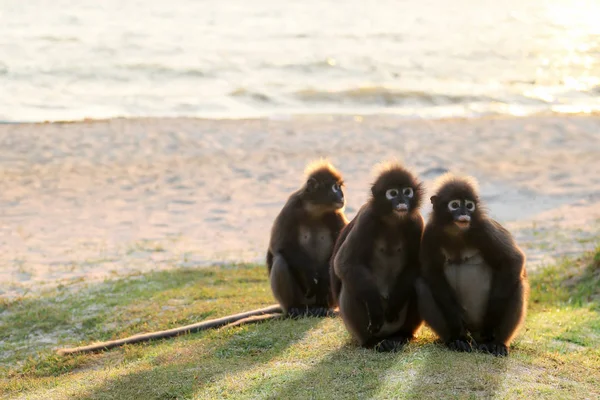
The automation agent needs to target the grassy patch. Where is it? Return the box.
[1,249,599,399]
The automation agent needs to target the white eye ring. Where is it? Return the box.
[332,183,340,193]
[448,200,461,211]
[386,189,399,200]
[402,187,414,198]
[465,200,475,211]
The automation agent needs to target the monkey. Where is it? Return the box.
[416,174,529,356]
[267,160,348,318]
[332,162,424,352]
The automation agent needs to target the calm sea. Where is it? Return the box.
[1,0,599,122]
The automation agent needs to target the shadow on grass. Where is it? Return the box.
[262,342,399,399]
[1,264,273,369]
[404,341,509,399]
[78,318,322,400]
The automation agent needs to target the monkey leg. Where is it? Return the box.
[415,279,473,352]
[479,281,527,357]
[270,254,307,313]
[270,254,331,318]
[338,288,403,352]
[392,292,423,340]
[338,287,374,347]
[369,295,423,353]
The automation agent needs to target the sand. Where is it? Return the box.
[1,114,599,298]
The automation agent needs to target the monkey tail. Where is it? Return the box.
[56,304,283,356]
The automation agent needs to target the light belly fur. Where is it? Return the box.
[370,237,406,299]
[443,249,492,331]
[298,225,333,264]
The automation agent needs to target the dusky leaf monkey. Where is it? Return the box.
[332,162,424,351]
[416,174,529,356]
[267,160,348,317]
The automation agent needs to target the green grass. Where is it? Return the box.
[1,250,599,400]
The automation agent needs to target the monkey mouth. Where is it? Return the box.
[394,203,408,213]
[454,220,470,229]
[334,201,345,209]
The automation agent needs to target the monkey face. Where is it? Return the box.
[430,176,481,229]
[446,198,476,229]
[371,165,423,216]
[383,186,416,215]
[305,176,345,210]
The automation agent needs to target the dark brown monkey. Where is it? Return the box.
[332,163,424,351]
[267,160,348,317]
[416,174,529,356]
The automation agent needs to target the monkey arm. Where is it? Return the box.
[477,222,526,339]
[270,206,319,297]
[315,212,350,305]
[335,212,385,333]
[385,216,424,320]
[279,243,319,297]
[340,265,385,333]
[329,217,356,305]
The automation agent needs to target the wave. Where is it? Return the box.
[229,88,273,103]
[261,59,338,72]
[117,63,207,78]
[293,87,493,106]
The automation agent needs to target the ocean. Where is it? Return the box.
[1,0,599,122]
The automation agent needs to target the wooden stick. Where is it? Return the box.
[57,304,282,356]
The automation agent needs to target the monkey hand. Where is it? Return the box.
[366,303,384,335]
[384,299,405,322]
[304,281,317,299]
[478,342,509,357]
[447,338,474,353]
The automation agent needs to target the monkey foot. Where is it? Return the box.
[373,338,408,353]
[446,339,474,353]
[478,342,509,357]
[287,307,335,318]
[365,336,409,353]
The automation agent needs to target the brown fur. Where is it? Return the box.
[417,175,529,356]
[267,160,347,316]
[331,163,424,351]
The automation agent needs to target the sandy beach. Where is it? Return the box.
[1,114,599,298]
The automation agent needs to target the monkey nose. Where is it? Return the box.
[395,203,408,211]
[457,215,471,222]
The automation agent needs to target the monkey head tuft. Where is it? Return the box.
[370,162,423,216]
[430,173,483,229]
[302,159,345,212]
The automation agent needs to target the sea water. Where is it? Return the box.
[1,0,599,122]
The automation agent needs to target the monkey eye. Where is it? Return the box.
[386,189,399,200]
[448,200,461,211]
[465,200,475,211]
[332,183,341,193]
[402,187,414,198]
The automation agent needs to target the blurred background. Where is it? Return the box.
[1,0,599,122]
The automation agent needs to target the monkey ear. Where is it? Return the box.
[430,195,437,205]
[306,177,318,192]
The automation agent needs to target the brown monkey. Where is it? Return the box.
[416,174,529,356]
[332,162,424,351]
[267,160,348,317]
